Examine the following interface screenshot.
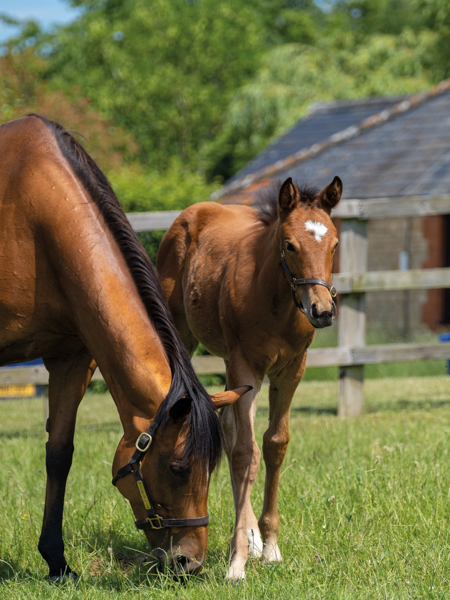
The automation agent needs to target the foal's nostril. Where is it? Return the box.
[311,303,334,323]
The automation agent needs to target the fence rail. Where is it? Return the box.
[334,267,450,293]
[2,342,449,388]
[2,194,450,416]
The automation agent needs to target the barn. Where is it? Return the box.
[213,79,450,339]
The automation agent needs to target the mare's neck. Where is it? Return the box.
[81,248,172,441]
[47,197,172,442]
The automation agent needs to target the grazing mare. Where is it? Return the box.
[0,115,248,581]
[157,177,342,580]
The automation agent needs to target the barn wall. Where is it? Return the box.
[364,217,428,339]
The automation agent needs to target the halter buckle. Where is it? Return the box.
[330,286,337,299]
[146,515,164,529]
[136,432,152,452]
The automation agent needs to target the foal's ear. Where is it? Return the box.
[278,177,299,214]
[169,396,193,422]
[210,386,253,409]
[319,176,342,213]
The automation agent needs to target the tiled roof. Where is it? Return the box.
[214,79,450,205]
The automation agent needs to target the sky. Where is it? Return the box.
[0,0,81,41]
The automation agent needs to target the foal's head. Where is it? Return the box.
[276,176,342,328]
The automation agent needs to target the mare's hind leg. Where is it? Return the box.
[38,348,96,582]
[258,352,306,563]
[221,354,264,580]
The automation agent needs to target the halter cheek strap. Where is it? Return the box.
[281,249,337,312]
[112,415,209,530]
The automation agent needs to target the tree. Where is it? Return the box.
[0,45,138,172]
[204,29,438,180]
[42,0,268,172]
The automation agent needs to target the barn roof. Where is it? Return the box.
[213,79,450,205]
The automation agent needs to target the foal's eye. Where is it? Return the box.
[285,241,295,253]
[332,242,339,253]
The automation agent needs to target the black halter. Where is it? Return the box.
[112,412,209,530]
[281,248,337,312]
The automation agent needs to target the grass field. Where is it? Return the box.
[1,376,450,599]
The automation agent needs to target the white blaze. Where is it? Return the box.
[305,220,327,242]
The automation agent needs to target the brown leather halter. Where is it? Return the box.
[112,412,209,530]
[281,248,337,313]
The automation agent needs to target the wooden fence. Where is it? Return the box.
[2,194,450,417]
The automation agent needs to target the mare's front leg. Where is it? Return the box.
[258,352,306,563]
[38,350,96,582]
[221,354,264,581]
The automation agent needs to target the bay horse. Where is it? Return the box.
[157,176,342,580]
[0,115,249,581]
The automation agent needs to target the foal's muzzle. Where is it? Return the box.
[310,301,336,328]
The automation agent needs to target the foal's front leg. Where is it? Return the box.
[38,351,95,581]
[221,357,263,581]
[258,353,305,563]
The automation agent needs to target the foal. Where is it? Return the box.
[157,177,341,580]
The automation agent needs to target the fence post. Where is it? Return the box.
[338,218,367,417]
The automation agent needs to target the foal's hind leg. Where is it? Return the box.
[258,353,306,564]
[38,348,96,582]
[221,354,264,580]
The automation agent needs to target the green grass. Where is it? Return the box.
[2,377,450,598]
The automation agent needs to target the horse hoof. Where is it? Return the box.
[225,566,246,583]
[261,542,283,564]
[48,571,78,584]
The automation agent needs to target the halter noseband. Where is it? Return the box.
[112,412,209,531]
[281,248,337,312]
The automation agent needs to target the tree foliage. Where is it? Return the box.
[1,0,448,190]
[43,0,268,172]
[205,29,438,179]
[0,46,137,172]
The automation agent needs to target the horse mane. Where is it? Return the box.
[33,114,222,471]
[254,179,320,226]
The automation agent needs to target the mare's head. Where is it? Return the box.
[112,383,248,576]
[274,176,342,328]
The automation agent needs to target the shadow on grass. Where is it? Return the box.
[0,558,29,581]
[0,529,213,591]
[258,405,338,417]
[82,530,215,591]
[257,398,450,418]
[366,398,450,413]
[291,405,337,416]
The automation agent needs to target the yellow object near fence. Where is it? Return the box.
[0,384,36,398]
